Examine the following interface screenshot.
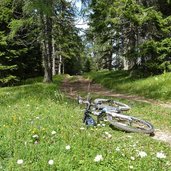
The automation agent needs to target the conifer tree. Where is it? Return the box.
[88,0,171,74]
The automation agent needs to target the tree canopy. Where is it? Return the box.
[87,0,171,74]
[1,0,171,86]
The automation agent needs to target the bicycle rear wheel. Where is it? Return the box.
[107,113,154,134]
[94,98,130,111]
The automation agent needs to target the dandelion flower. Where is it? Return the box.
[17,159,23,165]
[138,151,147,158]
[94,154,103,162]
[48,160,54,165]
[156,152,166,159]
[51,131,56,135]
[66,145,71,150]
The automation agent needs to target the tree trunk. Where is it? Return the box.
[62,58,65,74]
[108,51,113,70]
[41,14,53,83]
[52,38,56,76]
[58,54,62,75]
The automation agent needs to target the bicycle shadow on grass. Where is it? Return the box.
[109,124,130,133]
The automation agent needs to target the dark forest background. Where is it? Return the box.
[1,0,171,86]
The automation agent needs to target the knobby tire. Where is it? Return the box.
[107,114,154,134]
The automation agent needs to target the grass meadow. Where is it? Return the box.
[87,70,171,102]
[0,75,171,170]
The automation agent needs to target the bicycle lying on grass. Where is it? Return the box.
[78,95,154,135]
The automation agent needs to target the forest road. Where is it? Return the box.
[60,75,171,146]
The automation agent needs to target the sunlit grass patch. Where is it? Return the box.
[87,71,171,102]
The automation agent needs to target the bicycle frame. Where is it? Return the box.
[78,95,130,122]
[78,95,154,134]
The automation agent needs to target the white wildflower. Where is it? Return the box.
[166,161,170,165]
[51,131,56,135]
[129,165,134,169]
[80,127,85,130]
[101,124,105,127]
[94,154,103,162]
[32,134,39,138]
[132,144,137,148]
[107,134,112,138]
[122,153,125,157]
[131,156,135,160]
[17,159,24,165]
[48,160,54,165]
[97,124,101,127]
[138,151,147,158]
[65,145,71,150]
[115,147,120,152]
[34,141,38,144]
[104,132,112,138]
[156,152,166,159]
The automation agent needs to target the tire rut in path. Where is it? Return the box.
[60,76,171,146]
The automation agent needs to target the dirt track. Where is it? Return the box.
[60,75,171,146]
[60,76,171,108]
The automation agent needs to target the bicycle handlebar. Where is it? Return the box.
[78,96,130,115]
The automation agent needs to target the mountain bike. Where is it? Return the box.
[78,95,154,134]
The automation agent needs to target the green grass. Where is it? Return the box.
[0,75,171,170]
[87,70,171,102]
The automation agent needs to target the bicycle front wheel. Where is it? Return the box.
[107,113,154,134]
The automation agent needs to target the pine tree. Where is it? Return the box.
[88,0,171,74]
